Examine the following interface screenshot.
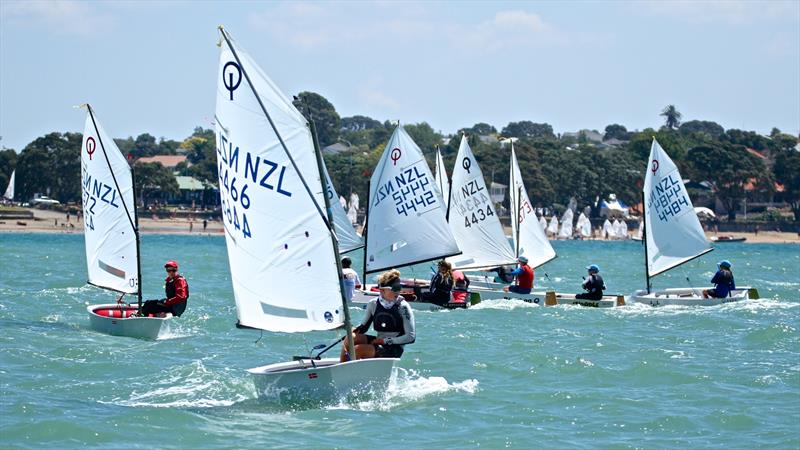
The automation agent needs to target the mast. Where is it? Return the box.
[445,169,453,222]
[86,104,141,305]
[306,107,356,359]
[362,179,371,283]
[641,191,651,294]
[515,186,522,258]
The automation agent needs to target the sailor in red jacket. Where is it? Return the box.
[140,260,189,317]
[503,256,534,294]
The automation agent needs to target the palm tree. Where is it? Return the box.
[660,105,682,130]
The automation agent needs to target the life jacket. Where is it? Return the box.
[452,270,468,303]
[165,275,189,302]
[372,301,405,336]
[586,274,605,294]
[516,264,534,290]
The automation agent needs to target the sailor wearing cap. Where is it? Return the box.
[576,264,605,300]
[703,260,736,298]
[503,256,535,294]
[341,269,416,361]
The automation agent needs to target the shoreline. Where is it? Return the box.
[2,208,797,243]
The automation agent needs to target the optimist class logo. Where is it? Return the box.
[86,137,96,160]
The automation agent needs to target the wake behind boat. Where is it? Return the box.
[215,27,396,405]
[81,105,170,340]
[629,138,758,306]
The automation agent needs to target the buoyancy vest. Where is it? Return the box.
[586,274,605,294]
[372,301,405,336]
[517,265,534,290]
[165,275,189,302]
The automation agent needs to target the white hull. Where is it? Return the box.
[466,274,624,307]
[87,304,170,340]
[351,286,476,311]
[249,357,399,405]
[629,287,758,307]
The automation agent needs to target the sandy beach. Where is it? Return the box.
[0,207,224,236]
[1,207,797,243]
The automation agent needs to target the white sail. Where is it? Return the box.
[81,108,138,294]
[366,126,460,273]
[601,219,613,238]
[644,138,712,277]
[509,144,556,267]
[3,170,14,200]
[446,135,516,269]
[349,192,360,211]
[346,202,358,226]
[618,219,629,239]
[577,212,592,238]
[636,220,643,240]
[322,159,363,253]
[547,216,559,236]
[539,215,547,232]
[215,36,344,332]
[433,146,450,209]
[339,195,347,209]
[558,208,574,239]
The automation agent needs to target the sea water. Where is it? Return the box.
[0,233,798,449]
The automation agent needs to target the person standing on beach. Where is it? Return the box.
[140,260,190,317]
[703,260,735,299]
[340,257,361,301]
[503,256,534,294]
[203,219,208,231]
[576,264,605,300]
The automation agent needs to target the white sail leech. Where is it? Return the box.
[366,126,460,273]
[321,159,363,253]
[81,109,139,294]
[215,36,344,333]
[447,136,517,270]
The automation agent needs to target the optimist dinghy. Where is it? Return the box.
[81,105,170,340]
[215,27,396,404]
[630,139,758,306]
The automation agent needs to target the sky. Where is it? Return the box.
[1,0,798,152]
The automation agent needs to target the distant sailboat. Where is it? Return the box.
[547,215,559,237]
[558,208,574,239]
[576,212,592,238]
[81,104,170,340]
[433,146,450,210]
[215,27,396,403]
[630,138,757,306]
[602,219,614,239]
[539,215,547,232]
[3,170,14,201]
[322,159,363,253]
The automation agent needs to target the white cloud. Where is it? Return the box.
[1,0,114,37]
[446,10,564,52]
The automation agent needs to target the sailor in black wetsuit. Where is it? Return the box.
[576,264,605,300]
[341,269,416,361]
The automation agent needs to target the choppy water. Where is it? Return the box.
[1,233,798,449]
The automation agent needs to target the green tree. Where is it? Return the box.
[501,121,554,139]
[660,105,682,130]
[722,129,769,151]
[15,132,82,203]
[182,127,217,183]
[134,162,179,207]
[464,122,497,136]
[679,120,724,138]
[403,122,442,156]
[341,115,382,131]
[130,133,158,158]
[293,91,341,147]
[687,143,764,221]
[774,150,800,221]
[603,124,629,141]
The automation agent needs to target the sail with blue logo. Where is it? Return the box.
[644,138,712,276]
[81,107,139,294]
[215,34,344,332]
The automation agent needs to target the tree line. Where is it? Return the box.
[1,98,798,222]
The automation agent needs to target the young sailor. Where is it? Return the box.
[503,256,534,294]
[703,260,736,298]
[340,257,361,301]
[421,260,455,306]
[341,269,415,361]
[140,260,189,317]
[576,264,605,300]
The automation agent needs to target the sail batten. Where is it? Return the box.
[447,136,516,269]
[216,31,344,333]
[509,145,556,268]
[81,108,138,294]
[365,126,460,273]
[643,139,712,277]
